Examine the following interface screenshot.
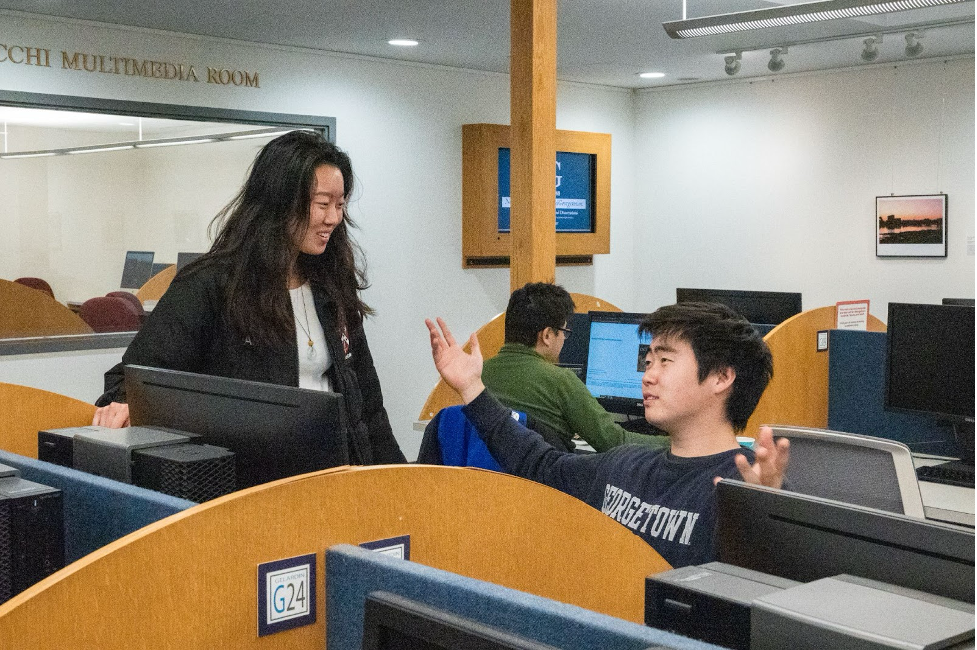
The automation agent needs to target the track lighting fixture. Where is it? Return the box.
[724,52,742,76]
[905,32,924,57]
[861,36,881,62]
[767,47,787,72]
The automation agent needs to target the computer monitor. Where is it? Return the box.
[556,311,591,379]
[675,288,802,326]
[119,251,155,289]
[150,262,171,277]
[362,591,560,650]
[942,297,976,306]
[714,480,974,603]
[177,252,203,271]
[885,302,975,462]
[125,365,349,489]
[584,311,650,417]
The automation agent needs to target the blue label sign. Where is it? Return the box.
[498,148,594,233]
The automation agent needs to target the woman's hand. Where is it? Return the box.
[92,402,130,428]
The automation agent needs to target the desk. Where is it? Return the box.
[914,454,975,527]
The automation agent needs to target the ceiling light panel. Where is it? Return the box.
[663,0,972,38]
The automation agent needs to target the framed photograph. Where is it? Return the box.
[876,194,947,258]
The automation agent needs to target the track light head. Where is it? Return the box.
[768,47,787,72]
[861,36,881,62]
[724,52,742,76]
[905,32,924,57]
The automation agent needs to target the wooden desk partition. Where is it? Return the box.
[418,293,621,419]
[744,305,886,436]
[0,279,92,339]
[135,264,176,303]
[0,383,96,458]
[0,465,669,648]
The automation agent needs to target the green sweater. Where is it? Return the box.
[481,343,669,453]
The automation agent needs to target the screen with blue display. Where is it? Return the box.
[584,314,651,409]
[497,148,594,233]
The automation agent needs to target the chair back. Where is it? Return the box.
[769,425,925,517]
[106,291,146,316]
[14,277,54,299]
[78,296,143,333]
[418,405,533,471]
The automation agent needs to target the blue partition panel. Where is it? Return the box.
[326,544,721,650]
[0,450,195,562]
[827,330,957,456]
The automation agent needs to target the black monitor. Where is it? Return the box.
[715,480,975,603]
[885,302,975,463]
[177,252,203,271]
[556,311,591,379]
[942,297,976,306]
[362,590,560,650]
[150,262,171,277]
[584,311,650,417]
[119,251,155,289]
[675,288,802,326]
[125,365,349,489]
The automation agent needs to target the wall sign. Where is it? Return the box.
[0,39,260,88]
[257,553,317,637]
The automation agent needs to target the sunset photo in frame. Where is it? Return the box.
[876,194,947,258]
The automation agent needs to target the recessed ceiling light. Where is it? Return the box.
[638,72,666,79]
[388,39,419,47]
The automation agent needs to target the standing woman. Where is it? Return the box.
[93,130,406,465]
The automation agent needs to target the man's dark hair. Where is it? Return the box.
[639,302,773,432]
[504,283,576,347]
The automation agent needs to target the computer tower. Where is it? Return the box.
[0,476,64,604]
[131,443,235,502]
[37,425,96,467]
[71,426,193,483]
[645,562,799,650]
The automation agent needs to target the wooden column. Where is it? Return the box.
[509,0,557,292]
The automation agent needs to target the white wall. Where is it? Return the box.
[0,12,640,459]
[632,58,975,314]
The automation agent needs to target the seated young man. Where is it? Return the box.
[425,302,789,568]
[482,282,668,452]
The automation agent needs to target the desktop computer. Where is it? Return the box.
[38,426,235,502]
[0,474,65,604]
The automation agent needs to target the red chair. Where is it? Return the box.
[78,296,143,333]
[14,277,55,299]
[106,291,146,319]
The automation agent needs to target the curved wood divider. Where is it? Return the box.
[135,264,176,303]
[0,279,92,339]
[419,293,621,420]
[0,465,669,648]
[744,305,886,436]
[0,383,96,458]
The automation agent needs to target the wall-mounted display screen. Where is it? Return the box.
[497,148,595,233]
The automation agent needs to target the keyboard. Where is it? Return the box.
[916,460,975,489]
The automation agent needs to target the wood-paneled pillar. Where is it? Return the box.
[509,0,557,292]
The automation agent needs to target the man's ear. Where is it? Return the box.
[536,328,554,349]
[711,366,736,395]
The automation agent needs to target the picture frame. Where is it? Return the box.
[876,194,947,258]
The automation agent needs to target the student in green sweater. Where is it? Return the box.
[482,282,669,453]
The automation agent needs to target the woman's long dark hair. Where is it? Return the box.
[192,130,372,347]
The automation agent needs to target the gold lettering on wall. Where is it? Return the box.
[0,44,52,67]
[0,37,258,89]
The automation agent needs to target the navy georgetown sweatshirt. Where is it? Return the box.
[464,390,755,568]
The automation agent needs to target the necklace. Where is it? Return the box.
[295,285,316,360]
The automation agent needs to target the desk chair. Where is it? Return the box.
[78,296,143,333]
[418,406,572,470]
[769,425,925,518]
[106,291,146,320]
[14,277,55,299]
